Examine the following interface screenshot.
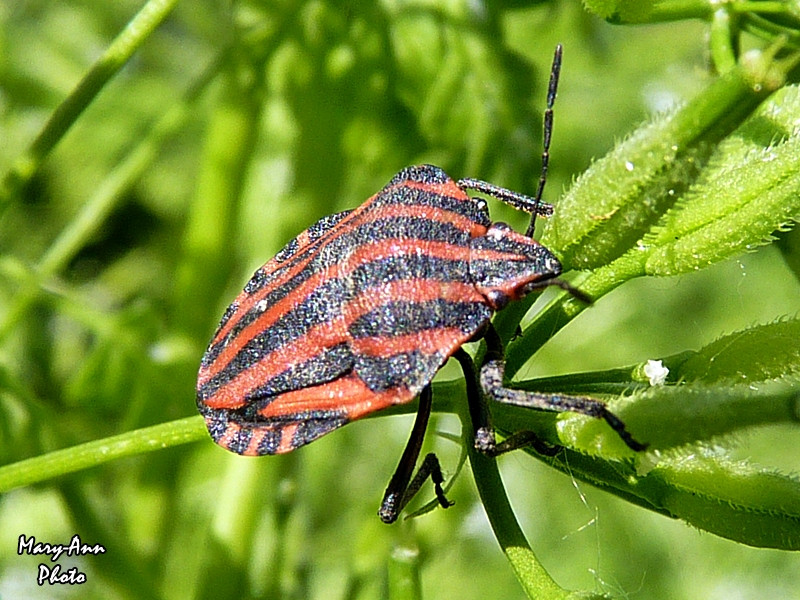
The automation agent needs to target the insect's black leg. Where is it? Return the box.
[453,346,560,457]
[456,178,554,217]
[480,323,647,452]
[452,348,494,452]
[379,385,452,524]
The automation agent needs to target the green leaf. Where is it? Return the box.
[584,0,714,23]
[529,445,800,549]
[562,378,799,452]
[532,319,800,452]
[652,451,800,550]
[677,318,800,383]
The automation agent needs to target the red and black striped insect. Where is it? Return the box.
[197,46,645,523]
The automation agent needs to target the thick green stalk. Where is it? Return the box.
[171,63,265,338]
[461,411,573,599]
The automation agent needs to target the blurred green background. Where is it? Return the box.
[1,1,799,599]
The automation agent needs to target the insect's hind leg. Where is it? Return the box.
[379,385,453,524]
[479,324,647,452]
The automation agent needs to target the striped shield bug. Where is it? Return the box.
[196,45,645,523]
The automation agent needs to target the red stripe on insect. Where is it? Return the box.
[258,373,406,420]
[244,426,277,456]
[217,421,251,454]
[351,328,467,358]
[340,237,472,267]
[275,423,299,454]
[344,280,481,323]
[296,229,313,248]
[202,322,347,409]
[388,178,470,203]
[368,202,485,236]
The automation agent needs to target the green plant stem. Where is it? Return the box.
[467,446,571,600]
[0,0,180,213]
[735,2,790,13]
[387,541,422,600]
[710,8,738,73]
[455,376,571,600]
[0,416,206,493]
[503,250,645,378]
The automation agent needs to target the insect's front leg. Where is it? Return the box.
[478,323,647,452]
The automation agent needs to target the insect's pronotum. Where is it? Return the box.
[196,46,645,523]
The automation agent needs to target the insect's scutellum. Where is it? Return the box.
[197,44,645,523]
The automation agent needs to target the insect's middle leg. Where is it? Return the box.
[379,385,453,524]
[452,347,560,457]
[478,323,647,452]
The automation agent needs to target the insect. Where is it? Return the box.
[196,46,645,523]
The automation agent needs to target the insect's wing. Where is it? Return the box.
[348,278,492,397]
[206,208,354,345]
[198,165,498,456]
[197,210,356,413]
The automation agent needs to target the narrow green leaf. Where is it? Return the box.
[0,0,180,213]
[558,379,799,453]
[540,48,786,270]
[528,446,800,550]
[643,88,800,275]
[677,318,800,383]
[652,451,800,549]
[584,0,713,23]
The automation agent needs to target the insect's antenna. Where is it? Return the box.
[526,44,562,238]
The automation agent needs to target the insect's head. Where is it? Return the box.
[468,223,563,310]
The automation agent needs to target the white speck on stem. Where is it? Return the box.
[644,359,669,386]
